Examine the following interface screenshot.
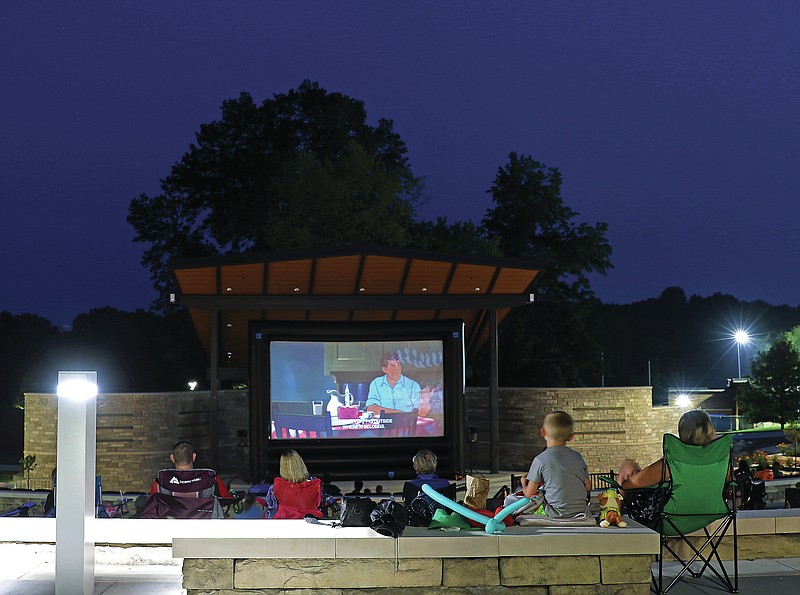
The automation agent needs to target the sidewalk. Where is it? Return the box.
[660,557,800,594]
[0,544,183,595]
[0,543,798,594]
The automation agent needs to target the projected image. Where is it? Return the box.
[269,340,445,439]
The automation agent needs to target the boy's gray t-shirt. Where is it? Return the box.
[527,445,589,517]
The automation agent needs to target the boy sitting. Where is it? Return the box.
[516,411,592,518]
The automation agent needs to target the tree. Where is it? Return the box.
[482,152,612,301]
[0,312,60,408]
[19,453,36,489]
[128,80,422,309]
[470,153,612,386]
[33,308,206,392]
[739,338,800,429]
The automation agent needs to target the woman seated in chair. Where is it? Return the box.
[263,449,327,519]
[402,449,453,506]
[616,409,717,489]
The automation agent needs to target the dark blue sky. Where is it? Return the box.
[2,2,798,328]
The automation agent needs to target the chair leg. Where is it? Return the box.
[657,517,738,594]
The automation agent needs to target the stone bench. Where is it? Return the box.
[175,520,659,594]
[2,509,798,594]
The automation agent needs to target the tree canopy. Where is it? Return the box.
[739,336,800,429]
[482,152,612,302]
[467,153,612,386]
[128,80,422,308]
[127,82,615,387]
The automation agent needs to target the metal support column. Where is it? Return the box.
[489,309,499,474]
[209,308,219,469]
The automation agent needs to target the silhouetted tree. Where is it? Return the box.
[0,312,60,408]
[737,338,800,429]
[128,81,422,311]
[471,153,612,386]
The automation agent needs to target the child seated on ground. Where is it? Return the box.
[508,411,592,519]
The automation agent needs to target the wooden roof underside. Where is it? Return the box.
[171,247,543,369]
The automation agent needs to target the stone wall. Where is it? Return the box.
[23,386,684,490]
[182,555,653,594]
[465,386,685,474]
[23,390,248,492]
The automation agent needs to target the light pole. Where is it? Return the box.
[734,330,749,378]
[56,370,98,595]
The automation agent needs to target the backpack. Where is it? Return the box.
[406,493,444,527]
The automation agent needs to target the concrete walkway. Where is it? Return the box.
[0,543,798,594]
[0,544,183,595]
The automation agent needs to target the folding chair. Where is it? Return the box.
[653,433,738,594]
[139,468,224,518]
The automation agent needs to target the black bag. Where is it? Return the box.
[340,497,375,527]
[622,486,671,528]
[370,499,408,538]
[406,493,442,527]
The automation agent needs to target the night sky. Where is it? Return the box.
[2,2,798,329]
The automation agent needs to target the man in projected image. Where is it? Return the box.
[366,352,431,416]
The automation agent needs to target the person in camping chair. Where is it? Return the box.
[149,440,232,498]
[616,409,717,490]
[263,449,331,519]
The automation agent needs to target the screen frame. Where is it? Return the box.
[249,319,466,481]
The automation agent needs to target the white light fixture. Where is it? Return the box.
[675,393,692,408]
[56,378,98,401]
[56,370,98,595]
[188,380,198,391]
[733,329,750,378]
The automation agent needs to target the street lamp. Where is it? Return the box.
[734,330,750,378]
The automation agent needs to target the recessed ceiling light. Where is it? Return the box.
[421,287,428,292]
[226,287,232,292]
[293,287,300,292]
[474,287,481,292]
[359,287,365,292]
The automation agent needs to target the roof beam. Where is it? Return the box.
[175,293,533,311]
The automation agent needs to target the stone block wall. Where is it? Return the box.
[183,555,653,594]
[23,390,248,492]
[24,386,684,490]
[466,386,685,474]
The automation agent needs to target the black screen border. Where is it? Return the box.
[249,319,465,481]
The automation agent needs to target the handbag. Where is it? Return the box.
[464,473,491,509]
[370,499,408,538]
[339,497,375,527]
[598,475,670,529]
[622,486,671,528]
[406,493,441,527]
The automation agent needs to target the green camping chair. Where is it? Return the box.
[653,433,738,594]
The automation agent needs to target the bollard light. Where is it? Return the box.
[56,370,98,595]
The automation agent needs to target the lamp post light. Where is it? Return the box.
[56,370,98,595]
[734,330,750,379]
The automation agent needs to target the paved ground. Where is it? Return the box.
[0,544,184,595]
[0,543,798,594]
[661,558,800,594]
